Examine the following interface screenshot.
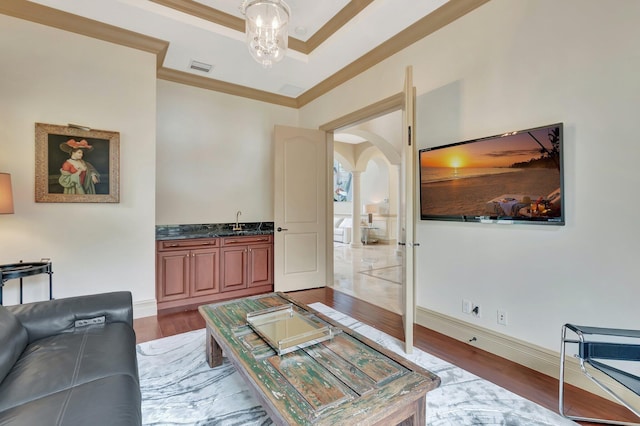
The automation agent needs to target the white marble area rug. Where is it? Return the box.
[137,303,577,426]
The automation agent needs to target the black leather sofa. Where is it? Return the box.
[0,291,141,425]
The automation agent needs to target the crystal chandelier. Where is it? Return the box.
[241,0,290,68]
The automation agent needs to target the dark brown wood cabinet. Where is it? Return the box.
[157,249,190,302]
[156,235,273,312]
[156,238,220,310]
[220,245,246,292]
[247,242,273,287]
[221,235,273,292]
[190,247,220,296]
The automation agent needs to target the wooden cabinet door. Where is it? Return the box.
[220,246,247,292]
[248,243,273,287]
[190,247,220,297]
[157,250,190,302]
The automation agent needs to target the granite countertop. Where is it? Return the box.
[156,222,274,241]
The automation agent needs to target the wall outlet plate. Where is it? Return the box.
[471,304,481,317]
[497,310,508,325]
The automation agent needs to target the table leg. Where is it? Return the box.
[376,394,425,426]
[205,325,224,368]
[415,394,426,426]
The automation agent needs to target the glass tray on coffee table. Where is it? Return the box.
[246,304,339,356]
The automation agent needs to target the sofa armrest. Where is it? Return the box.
[6,291,133,343]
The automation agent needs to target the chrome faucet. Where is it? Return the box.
[233,210,243,231]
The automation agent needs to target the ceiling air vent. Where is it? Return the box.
[278,84,304,97]
[189,60,213,73]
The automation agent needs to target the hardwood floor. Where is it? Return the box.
[134,288,637,425]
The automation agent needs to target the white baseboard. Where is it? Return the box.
[133,298,157,319]
[415,306,636,409]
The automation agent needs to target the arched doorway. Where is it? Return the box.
[331,123,402,313]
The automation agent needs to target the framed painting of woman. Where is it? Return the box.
[35,123,120,203]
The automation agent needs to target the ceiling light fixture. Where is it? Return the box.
[241,0,290,68]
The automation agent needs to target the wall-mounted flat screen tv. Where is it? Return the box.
[419,123,564,225]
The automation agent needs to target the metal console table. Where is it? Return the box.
[0,261,53,305]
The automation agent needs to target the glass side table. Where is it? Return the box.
[0,261,53,305]
[360,226,378,245]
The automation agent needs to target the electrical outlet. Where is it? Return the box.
[471,304,481,317]
[497,310,508,325]
[462,299,472,314]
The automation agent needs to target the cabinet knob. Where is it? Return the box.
[277,227,288,232]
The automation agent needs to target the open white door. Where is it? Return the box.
[401,66,416,354]
[274,125,327,292]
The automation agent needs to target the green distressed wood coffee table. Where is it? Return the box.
[198,292,440,425]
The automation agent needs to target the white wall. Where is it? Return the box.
[5,0,638,349]
[333,201,352,216]
[300,0,640,351]
[362,156,389,206]
[0,16,157,316]
[156,80,298,225]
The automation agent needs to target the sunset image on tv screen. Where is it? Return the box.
[419,124,563,224]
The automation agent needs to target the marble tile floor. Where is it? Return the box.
[332,241,403,314]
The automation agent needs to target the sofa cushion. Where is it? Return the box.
[0,306,28,384]
[8,291,133,343]
[0,374,141,426]
[0,322,137,412]
[339,218,352,229]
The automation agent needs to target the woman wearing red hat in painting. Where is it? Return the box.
[58,139,100,194]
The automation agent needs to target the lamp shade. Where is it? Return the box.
[0,173,14,214]
[365,204,378,214]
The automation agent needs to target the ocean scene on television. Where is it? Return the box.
[419,123,563,224]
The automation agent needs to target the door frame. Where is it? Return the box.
[318,91,415,332]
[319,92,405,285]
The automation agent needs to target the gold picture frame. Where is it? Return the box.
[35,123,120,203]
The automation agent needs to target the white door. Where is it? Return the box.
[401,66,416,354]
[274,125,328,292]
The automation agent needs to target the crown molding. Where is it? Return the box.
[157,67,299,108]
[150,0,244,33]
[296,0,491,107]
[0,0,490,108]
[150,0,373,55]
[292,0,374,55]
[0,0,169,69]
